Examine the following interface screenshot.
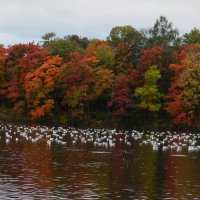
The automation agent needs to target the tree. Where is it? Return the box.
[59,52,114,119]
[136,45,177,94]
[5,43,51,116]
[135,65,164,111]
[24,56,61,120]
[147,16,180,47]
[108,76,132,116]
[137,46,164,77]
[86,40,115,70]
[65,34,90,49]
[0,47,7,103]
[47,38,83,61]
[165,44,200,128]
[114,42,133,75]
[107,25,143,49]
[41,32,56,47]
[183,28,200,44]
[178,51,200,128]
[108,25,144,66]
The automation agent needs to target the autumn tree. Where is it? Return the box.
[86,40,115,70]
[5,44,32,106]
[59,52,114,120]
[24,56,61,120]
[166,45,200,129]
[135,65,164,111]
[136,45,177,94]
[114,42,133,75]
[0,47,7,103]
[4,43,51,116]
[137,46,164,77]
[177,50,200,129]
[108,76,132,116]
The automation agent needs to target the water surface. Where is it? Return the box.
[0,124,200,199]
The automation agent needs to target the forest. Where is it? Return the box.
[0,16,200,130]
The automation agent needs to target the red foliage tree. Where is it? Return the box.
[165,63,192,126]
[137,46,164,77]
[165,44,200,127]
[5,43,51,115]
[114,42,133,75]
[0,47,8,101]
[108,76,132,116]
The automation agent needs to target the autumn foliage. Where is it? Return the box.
[165,45,200,128]
[0,19,200,130]
[108,76,132,116]
[25,56,61,119]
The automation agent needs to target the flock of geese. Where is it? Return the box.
[0,123,200,154]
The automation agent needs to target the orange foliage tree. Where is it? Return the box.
[24,56,61,120]
[5,43,51,115]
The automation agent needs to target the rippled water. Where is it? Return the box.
[0,126,200,199]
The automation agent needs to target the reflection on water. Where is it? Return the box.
[0,125,200,199]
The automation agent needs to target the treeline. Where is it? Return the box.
[0,16,200,129]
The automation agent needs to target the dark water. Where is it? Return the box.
[0,127,200,199]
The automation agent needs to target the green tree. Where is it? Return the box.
[47,38,83,61]
[183,28,200,44]
[147,16,180,47]
[65,34,90,49]
[107,25,144,66]
[41,32,56,47]
[135,65,164,111]
[107,25,143,48]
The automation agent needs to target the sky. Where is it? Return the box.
[0,0,199,46]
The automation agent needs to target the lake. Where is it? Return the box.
[0,123,200,199]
